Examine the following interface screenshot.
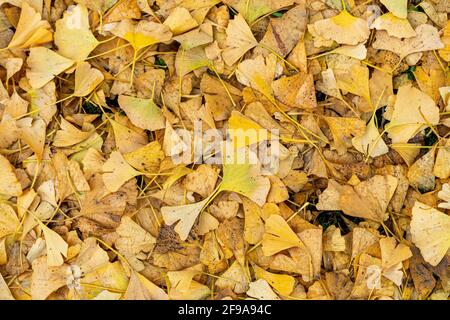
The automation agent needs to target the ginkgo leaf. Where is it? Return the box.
[124,141,165,173]
[39,221,68,267]
[30,256,68,300]
[331,43,367,60]
[407,149,435,192]
[227,110,268,149]
[73,62,104,97]
[386,85,439,144]
[18,117,46,161]
[0,203,19,238]
[173,23,213,50]
[112,19,172,52]
[325,117,366,155]
[381,0,407,19]
[224,0,294,24]
[118,95,165,131]
[102,151,141,193]
[261,214,304,256]
[167,265,201,293]
[313,9,370,45]
[335,64,371,107]
[163,7,198,35]
[437,183,450,209]
[252,264,295,296]
[53,117,93,147]
[0,53,23,82]
[115,216,156,271]
[219,156,271,207]
[242,197,265,245]
[0,154,22,197]
[439,21,450,62]
[318,175,398,222]
[26,47,74,89]
[390,143,421,167]
[246,279,280,300]
[215,260,249,293]
[380,237,412,270]
[161,197,209,241]
[175,46,210,77]
[236,54,278,102]
[54,4,99,62]
[222,14,258,66]
[110,117,148,154]
[370,13,416,39]
[123,270,168,300]
[352,115,389,158]
[410,201,450,266]
[372,24,444,59]
[7,2,52,49]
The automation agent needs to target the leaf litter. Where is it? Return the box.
[0,0,449,301]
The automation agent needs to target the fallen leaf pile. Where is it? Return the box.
[0,0,449,301]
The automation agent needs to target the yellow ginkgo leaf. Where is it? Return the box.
[242,197,265,245]
[219,156,271,207]
[381,0,407,18]
[386,85,439,144]
[124,141,164,173]
[73,62,104,97]
[439,21,450,62]
[175,46,210,77]
[390,143,421,167]
[161,197,209,241]
[167,265,202,293]
[215,260,249,293]
[379,237,412,270]
[163,7,198,35]
[247,279,280,300]
[372,24,444,59]
[227,110,268,149]
[54,4,99,62]
[252,264,295,296]
[236,54,278,102]
[313,9,370,45]
[330,43,367,60]
[335,64,371,107]
[118,95,165,131]
[18,117,46,161]
[26,47,75,89]
[222,14,258,66]
[39,221,68,267]
[112,19,172,52]
[262,214,304,256]
[74,0,117,13]
[410,201,450,266]
[224,0,294,24]
[102,151,141,193]
[123,270,168,300]
[352,115,389,158]
[162,165,193,190]
[370,13,416,39]
[169,279,211,300]
[7,2,52,49]
[434,139,450,179]
[109,117,148,154]
[53,117,93,147]
[413,66,445,103]
[0,203,19,238]
[325,117,366,155]
[0,154,22,197]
